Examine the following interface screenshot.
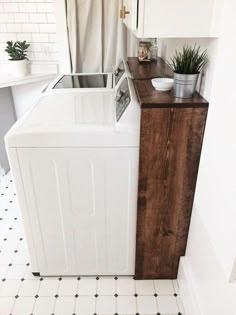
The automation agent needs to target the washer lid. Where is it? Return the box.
[53,74,110,89]
[45,73,113,91]
[5,88,140,148]
[15,91,115,126]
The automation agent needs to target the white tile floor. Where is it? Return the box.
[0,173,185,315]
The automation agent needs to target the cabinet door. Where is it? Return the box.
[122,0,138,31]
[136,0,218,38]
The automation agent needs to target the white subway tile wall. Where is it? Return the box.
[0,0,58,63]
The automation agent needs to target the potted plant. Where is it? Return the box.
[170,45,208,98]
[5,40,30,78]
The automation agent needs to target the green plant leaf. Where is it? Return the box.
[5,40,30,61]
[170,44,208,74]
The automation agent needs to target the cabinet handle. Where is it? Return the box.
[120,5,130,19]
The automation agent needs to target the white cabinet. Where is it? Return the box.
[121,0,219,38]
[121,0,138,31]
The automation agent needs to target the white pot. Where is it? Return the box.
[10,59,29,78]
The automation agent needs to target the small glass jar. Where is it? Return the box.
[150,38,158,61]
[138,41,152,62]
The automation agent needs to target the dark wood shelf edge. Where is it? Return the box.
[128,57,209,108]
[141,102,209,109]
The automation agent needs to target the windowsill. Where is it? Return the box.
[0,73,57,89]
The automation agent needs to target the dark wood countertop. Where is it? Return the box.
[133,79,209,108]
[128,57,208,109]
[128,57,173,79]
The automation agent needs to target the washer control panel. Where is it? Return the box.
[114,61,125,86]
[116,78,131,122]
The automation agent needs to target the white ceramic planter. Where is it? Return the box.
[10,59,29,78]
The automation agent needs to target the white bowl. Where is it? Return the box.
[151,78,174,91]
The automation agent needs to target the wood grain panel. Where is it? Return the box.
[133,79,208,108]
[128,57,173,79]
[135,107,208,279]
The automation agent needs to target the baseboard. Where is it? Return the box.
[178,257,203,315]
[176,207,235,315]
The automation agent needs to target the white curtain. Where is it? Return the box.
[66,0,129,73]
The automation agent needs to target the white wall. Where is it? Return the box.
[11,79,52,119]
[193,0,236,281]
[159,0,236,314]
[0,0,58,63]
[0,0,62,118]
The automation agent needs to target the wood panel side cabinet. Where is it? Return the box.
[135,106,208,279]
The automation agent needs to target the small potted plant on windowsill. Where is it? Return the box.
[170,45,208,98]
[5,40,30,78]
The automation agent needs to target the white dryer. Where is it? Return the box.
[5,77,140,276]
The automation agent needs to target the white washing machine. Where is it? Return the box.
[5,76,140,276]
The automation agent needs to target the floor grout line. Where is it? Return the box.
[52,277,60,314]
[115,277,117,314]
[134,276,138,314]
[73,277,80,314]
